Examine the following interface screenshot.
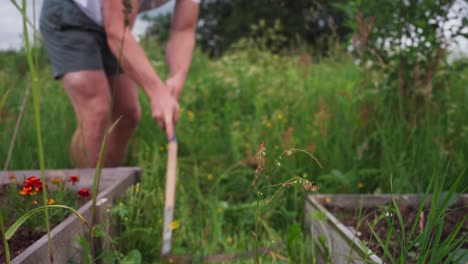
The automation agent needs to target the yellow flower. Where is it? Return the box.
[169,220,181,230]
[217,207,223,214]
[135,183,140,194]
[32,200,38,205]
[48,198,55,205]
[124,217,129,222]
[325,196,331,204]
[277,113,284,120]
[226,237,233,244]
[357,182,364,189]
[187,110,195,122]
[207,174,214,181]
[265,121,272,128]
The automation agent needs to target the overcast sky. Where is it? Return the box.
[0,0,175,51]
[0,0,467,59]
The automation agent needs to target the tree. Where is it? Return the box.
[198,0,351,56]
[142,0,351,56]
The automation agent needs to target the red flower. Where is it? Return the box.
[69,175,80,184]
[25,176,41,186]
[19,176,45,195]
[77,188,90,197]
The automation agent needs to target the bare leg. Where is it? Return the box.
[62,70,112,168]
[62,71,140,167]
[105,73,141,166]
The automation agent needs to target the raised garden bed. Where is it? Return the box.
[0,167,141,264]
[305,194,468,264]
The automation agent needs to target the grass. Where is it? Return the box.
[367,171,467,264]
[1,37,467,262]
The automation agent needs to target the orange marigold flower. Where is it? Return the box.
[32,200,38,205]
[19,187,29,195]
[9,173,16,180]
[19,185,37,195]
[69,175,80,184]
[77,188,90,197]
[51,177,62,185]
[48,198,55,205]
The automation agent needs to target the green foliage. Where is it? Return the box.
[190,0,352,56]
[1,33,466,262]
[121,250,142,264]
[141,13,172,44]
[338,0,467,121]
[1,44,466,191]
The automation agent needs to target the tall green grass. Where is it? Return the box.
[1,42,466,192]
[368,170,467,263]
[1,31,467,262]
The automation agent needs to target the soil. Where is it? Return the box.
[324,203,468,263]
[1,227,44,262]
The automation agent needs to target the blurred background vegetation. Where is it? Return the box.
[1,0,467,262]
[132,0,467,192]
[1,0,467,193]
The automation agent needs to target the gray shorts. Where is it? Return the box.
[39,0,122,79]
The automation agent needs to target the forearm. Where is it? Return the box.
[165,0,199,91]
[107,30,164,98]
[166,30,196,81]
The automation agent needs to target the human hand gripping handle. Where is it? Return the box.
[150,85,179,140]
[166,75,185,101]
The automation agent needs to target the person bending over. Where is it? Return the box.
[39,0,199,167]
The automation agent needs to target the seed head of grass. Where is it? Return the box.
[255,141,267,173]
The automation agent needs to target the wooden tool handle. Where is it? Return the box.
[161,137,178,257]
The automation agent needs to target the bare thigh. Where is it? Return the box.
[107,73,141,123]
[61,70,111,123]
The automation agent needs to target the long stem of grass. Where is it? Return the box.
[0,213,10,264]
[20,0,53,261]
[254,198,260,264]
[9,0,42,41]
[2,83,30,175]
[89,10,129,243]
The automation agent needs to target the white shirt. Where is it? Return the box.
[72,0,199,26]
